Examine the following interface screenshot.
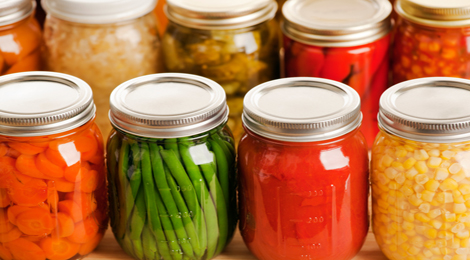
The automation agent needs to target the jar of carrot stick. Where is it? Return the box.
[0,0,42,75]
[0,72,108,260]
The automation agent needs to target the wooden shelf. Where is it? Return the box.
[87,228,388,260]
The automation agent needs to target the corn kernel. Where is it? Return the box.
[428,157,442,168]
[409,194,424,207]
[429,149,440,157]
[436,238,448,247]
[428,209,442,219]
[437,192,454,203]
[442,222,453,230]
[408,246,420,255]
[425,179,440,192]
[424,240,436,248]
[415,149,430,160]
[410,236,424,247]
[438,230,454,240]
[392,161,405,172]
[404,157,417,170]
[455,203,468,214]
[402,221,414,231]
[440,247,450,255]
[450,163,463,174]
[451,223,465,233]
[395,147,408,157]
[456,230,470,239]
[385,167,398,179]
[416,162,429,174]
[430,219,443,229]
[453,254,468,260]
[416,225,427,235]
[416,212,431,222]
[396,174,406,185]
[389,243,398,252]
[441,150,455,160]
[404,211,415,222]
[398,233,409,244]
[382,155,394,168]
[444,213,457,222]
[435,168,450,180]
[405,229,417,237]
[460,184,470,195]
[400,185,415,196]
[440,179,459,191]
[425,228,438,239]
[419,203,431,213]
[450,238,461,249]
[397,200,410,210]
[452,172,466,183]
[461,238,470,247]
[389,181,400,190]
[421,190,435,202]
[414,184,425,194]
[441,160,452,169]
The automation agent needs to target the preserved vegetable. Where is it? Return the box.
[107,73,237,260]
[42,0,164,135]
[392,0,470,84]
[372,77,470,260]
[0,0,41,75]
[0,72,108,260]
[239,78,369,260]
[163,0,280,142]
[282,0,392,147]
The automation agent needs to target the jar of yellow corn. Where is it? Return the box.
[372,77,470,260]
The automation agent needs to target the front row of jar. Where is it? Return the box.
[0,71,468,260]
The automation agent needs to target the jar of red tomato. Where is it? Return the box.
[0,72,107,260]
[282,0,392,147]
[392,0,470,84]
[0,0,42,75]
[238,77,369,260]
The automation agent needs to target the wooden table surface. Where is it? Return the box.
[87,228,388,260]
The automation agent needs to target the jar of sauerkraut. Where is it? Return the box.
[41,0,164,136]
[372,77,470,260]
[162,0,280,142]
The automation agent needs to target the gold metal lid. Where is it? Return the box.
[396,0,470,27]
[165,0,277,30]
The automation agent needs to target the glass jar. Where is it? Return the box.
[107,73,237,260]
[392,0,470,84]
[162,0,280,143]
[282,0,392,148]
[41,0,164,136]
[371,77,470,260]
[0,72,107,260]
[238,78,369,260]
[0,0,41,75]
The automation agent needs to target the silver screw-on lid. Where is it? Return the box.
[0,0,35,26]
[379,77,470,143]
[166,0,277,30]
[242,77,362,142]
[282,0,392,47]
[109,73,229,138]
[0,72,96,137]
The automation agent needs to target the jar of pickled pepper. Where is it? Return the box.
[162,0,280,143]
[239,78,369,260]
[282,0,392,148]
[0,72,107,260]
[107,73,237,260]
[372,77,470,260]
[0,0,42,75]
[41,0,164,136]
[393,0,470,84]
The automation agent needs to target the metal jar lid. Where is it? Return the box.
[0,72,95,137]
[396,0,470,28]
[0,0,35,27]
[41,0,156,24]
[379,77,470,143]
[282,0,392,47]
[165,0,277,30]
[242,77,362,142]
[109,73,229,138]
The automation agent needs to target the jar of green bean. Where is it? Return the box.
[106,73,237,260]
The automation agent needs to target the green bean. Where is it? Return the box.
[116,139,131,240]
[165,138,182,162]
[130,142,143,200]
[166,169,206,258]
[199,159,228,255]
[132,238,144,260]
[143,142,178,260]
[208,140,230,208]
[177,140,219,259]
[106,135,121,231]
[122,234,135,258]
[129,188,146,240]
[142,225,159,260]
[155,187,184,260]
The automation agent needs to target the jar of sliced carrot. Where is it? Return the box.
[0,0,42,75]
[107,73,237,260]
[0,72,107,260]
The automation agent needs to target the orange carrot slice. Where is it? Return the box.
[5,238,46,260]
[14,171,34,184]
[22,235,44,243]
[0,208,13,233]
[40,237,80,260]
[4,49,40,75]
[67,217,99,244]
[65,192,97,220]
[57,200,82,223]
[36,152,64,178]
[7,142,45,155]
[78,232,104,256]
[0,227,21,243]
[79,170,98,193]
[47,188,59,213]
[45,148,67,168]
[8,178,47,206]
[0,143,7,157]
[48,179,75,193]
[7,204,49,225]
[52,212,74,238]
[63,162,86,183]
[15,154,47,179]
[0,244,13,260]
[0,188,10,208]
[16,207,55,236]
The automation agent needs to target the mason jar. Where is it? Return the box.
[0,0,41,75]
[239,78,369,260]
[0,72,107,260]
[372,77,470,260]
[107,73,237,260]
[41,0,164,136]
[282,0,392,148]
[392,0,470,84]
[162,0,280,143]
